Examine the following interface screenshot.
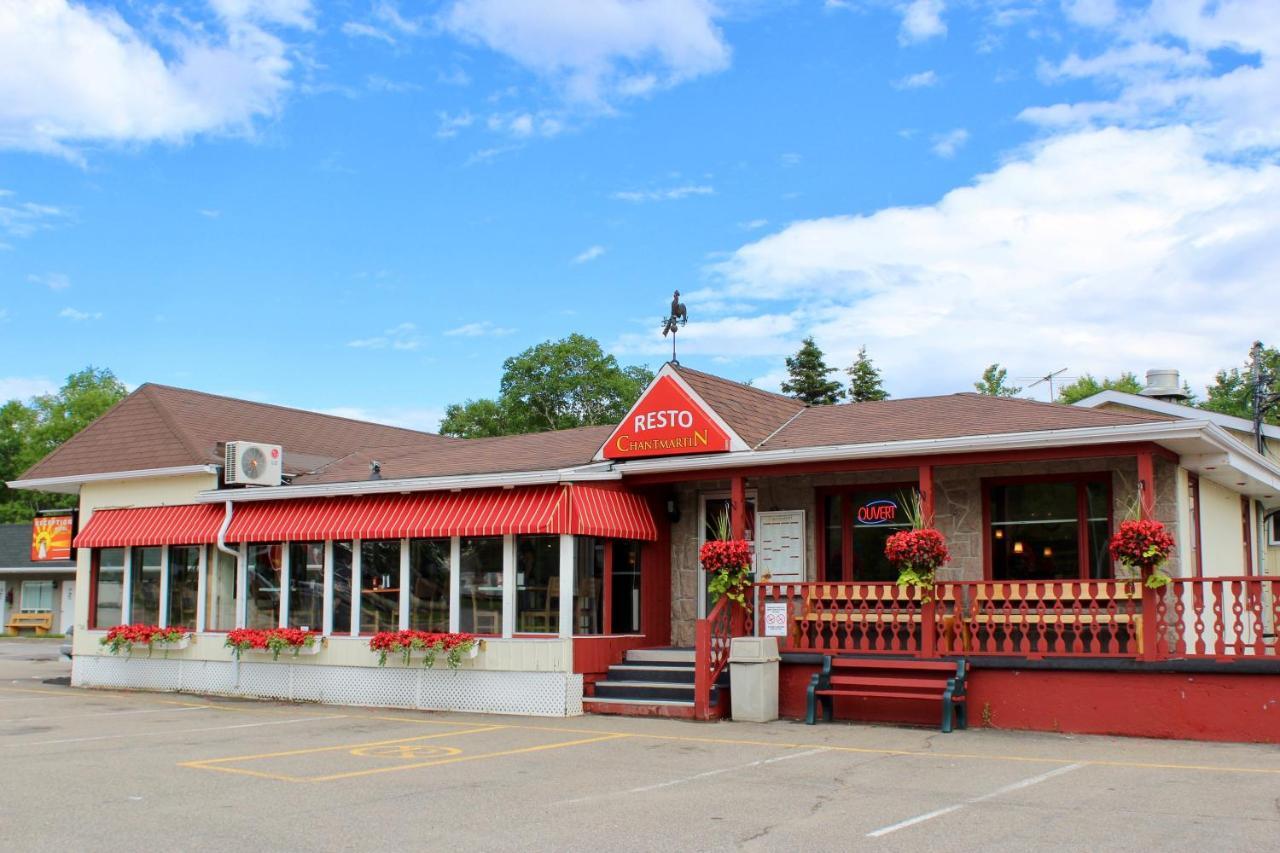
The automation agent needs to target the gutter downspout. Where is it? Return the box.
[216,501,240,685]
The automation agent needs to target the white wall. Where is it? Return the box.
[1197,478,1248,576]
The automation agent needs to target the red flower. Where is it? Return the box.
[1109,519,1174,572]
[884,528,950,573]
[699,539,752,573]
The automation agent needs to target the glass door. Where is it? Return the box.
[820,485,916,582]
[698,491,756,617]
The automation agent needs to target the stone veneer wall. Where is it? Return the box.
[667,456,1180,646]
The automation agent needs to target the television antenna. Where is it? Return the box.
[1020,368,1073,402]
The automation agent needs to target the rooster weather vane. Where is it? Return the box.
[661,290,688,364]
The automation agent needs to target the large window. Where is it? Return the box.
[459,536,502,634]
[21,580,54,612]
[574,538,604,635]
[93,548,125,628]
[515,536,558,634]
[333,541,353,635]
[167,546,200,628]
[409,538,449,632]
[130,547,163,625]
[987,476,1111,581]
[246,543,283,629]
[360,539,401,634]
[205,546,236,632]
[818,486,915,582]
[288,542,324,630]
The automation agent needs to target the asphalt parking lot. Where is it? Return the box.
[1,640,1278,852]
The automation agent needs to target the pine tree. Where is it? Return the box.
[846,346,888,402]
[974,363,1022,397]
[781,337,845,405]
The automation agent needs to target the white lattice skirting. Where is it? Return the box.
[72,657,584,717]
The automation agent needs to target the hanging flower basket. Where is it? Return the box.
[700,539,753,606]
[885,528,951,601]
[367,630,481,669]
[99,624,193,657]
[1109,519,1175,588]
[225,628,322,661]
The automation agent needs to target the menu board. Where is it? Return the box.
[756,510,805,582]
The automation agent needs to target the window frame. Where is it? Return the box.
[89,547,128,629]
[20,580,55,613]
[1269,514,1280,548]
[814,481,919,584]
[981,471,1114,582]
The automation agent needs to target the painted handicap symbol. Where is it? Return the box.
[349,743,464,760]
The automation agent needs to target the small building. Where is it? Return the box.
[8,365,1279,738]
[0,523,76,634]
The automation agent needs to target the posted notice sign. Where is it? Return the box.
[763,602,788,638]
[31,515,73,561]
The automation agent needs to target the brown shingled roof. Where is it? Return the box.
[672,364,805,448]
[19,383,456,481]
[295,425,614,484]
[760,392,1167,451]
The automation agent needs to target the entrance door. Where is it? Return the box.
[697,491,757,617]
[59,580,75,634]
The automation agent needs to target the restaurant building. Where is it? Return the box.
[8,364,1279,738]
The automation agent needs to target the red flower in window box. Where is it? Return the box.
[225,627,319,660]
[884,528,950,599]
[1109,519,1175,588]
[99,624,191,657]
[367,630,481,669]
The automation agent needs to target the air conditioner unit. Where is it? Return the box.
[224,441,284,487]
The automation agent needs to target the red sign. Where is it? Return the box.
[31,515,73,561]
[604,375,732,460]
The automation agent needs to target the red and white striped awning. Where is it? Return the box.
[567,484,658,541]
[69,485,658,548]
[73,503,225,548]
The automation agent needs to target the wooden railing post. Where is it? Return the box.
[1141,581,1159,661]
[921,595,937,659]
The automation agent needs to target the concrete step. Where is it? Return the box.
[585,695,694,708]
[606,664,696,684]
[625,648,696,665]
[593,680,701,702]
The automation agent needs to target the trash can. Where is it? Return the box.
[729,636,780,722]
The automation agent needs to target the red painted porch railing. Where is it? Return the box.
[693,596,745,719]
[754,577,1280,662]
[1152,577,1280,659]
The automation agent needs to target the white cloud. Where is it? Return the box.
[572,245,606,264]
[27,272,69,291]
[899,0,946,45]
[1062,0,1118,27]
[442,0,731,104]
[59,307,101,321]
[894,70,938,89]
[320,405,445,433]
[199,208,221,218]
[0,190,67,238]
[445,320,516,337]
[612,184,714,202]
[341,21,394,43]
[346,321,422,350]
[436,110,475,139]
[697,126,1279,397]
[0,0,305,157]
[739,218,769,230]
[0,376,57,401]
[930,128,968,157]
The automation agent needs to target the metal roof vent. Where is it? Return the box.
[1139,369,1189,402]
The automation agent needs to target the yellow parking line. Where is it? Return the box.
[306,733,634,783]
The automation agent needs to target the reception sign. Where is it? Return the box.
[31,515,74,561]
[603,375,733,460]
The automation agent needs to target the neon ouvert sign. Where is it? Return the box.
[856,499,898,525]
[603,375,732,460]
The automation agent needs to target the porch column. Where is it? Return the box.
[918,464,935,525]
[731,475,748,540]
[1137,452,1157,520]
[558,534,574,639]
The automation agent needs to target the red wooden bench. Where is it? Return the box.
[805,657,967,732]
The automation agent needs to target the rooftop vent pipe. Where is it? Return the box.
[1139,369,1189,402]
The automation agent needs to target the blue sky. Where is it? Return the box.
[2,0,1277,429]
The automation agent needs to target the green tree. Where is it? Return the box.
[780,337,844,405]
[846,346,888,402]
[1200,343,1280,425]
[0,367,128,522]
[1056,372,1143,405]
[439,334,654,437]
[974,364,1022,398]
